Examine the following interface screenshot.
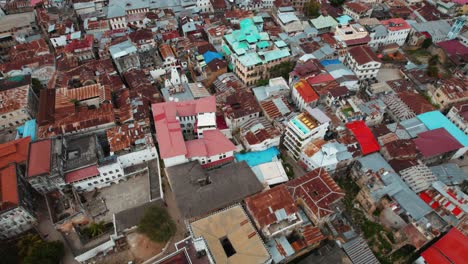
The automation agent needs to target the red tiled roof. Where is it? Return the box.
[260,96,292,120]
[397,91,435,115]
[302,225,325,246]
[348,45,380,65]
[0,137,31,169]
[27,139,51,178]
[294,79,319,103]
[414,128,462,158]
[285,169,344,220]
[344,2,371,13]
[381,18,411,31]
[152,97,218,159]
[0,164,19,211]
[65,165,99,183]
[346,121,380,155]
[244,185,298,229]
[307,74,335,86]
[106,122,147,153]
[421,228,468,264]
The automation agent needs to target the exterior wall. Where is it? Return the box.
[233,55,290,87]
[0,108,32,132]
[28,174,63,194]
[163,155,189,168]
[226,112,260,131]
[387,28,411,46]
[283,121,329,160]
[429,86,468,111]
[447,107,468,134]
[344,54,381,80]
[0,207,36,239]
[110,16,126,30]
[117,147,158,168]
[243,135,281,152]
[196,0,213,12]
[71,162,125,192]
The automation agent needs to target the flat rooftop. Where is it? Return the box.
[63,135,99,172]
[189,205,271,264]
[166,161,264,219]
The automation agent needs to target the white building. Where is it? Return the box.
[291,79,320,112]
[446,103,468,134]
[343,2,372,21]
[300,139,353,174]
[283,107,331,160]
[196,0,213,13]
[344,45,382,80]
[240,117,281,151]
[368,18,411,48]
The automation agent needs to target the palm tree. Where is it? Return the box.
[17,234,43,258]
[85,221,106,238]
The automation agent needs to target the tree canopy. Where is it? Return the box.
[304,0,321,19]
[269,61,294,80]
[138,206,176,243]
[13,234,64,264]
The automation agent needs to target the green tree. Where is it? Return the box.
[330,0,345,6]
[427,65,439,78]
[17,234,43,258]
[83,221,106,238]
[304,0,321,18]
[0,241,19,264]
[23,240,64,264]
[270,61,294,80]
[31,78,43,95]
[257,79,269,86]
[421,38,432,49]
[138,206,176,243]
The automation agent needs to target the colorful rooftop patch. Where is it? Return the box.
[235,147,280,167]
[346,121,380,155]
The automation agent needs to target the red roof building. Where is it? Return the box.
[285,169,344,224]
[0,164,19,211]
[245,185,299,235]
[347,46,380,65]
[292,79,319,109]
[413,128,462,158]
[420,228,467,264]
[27,139,51,178]
[345,121,380,155]
[0,137,31,169]
[65,165,100,183]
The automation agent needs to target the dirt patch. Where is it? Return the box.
[127,232,166,263]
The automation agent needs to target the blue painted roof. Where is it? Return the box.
[320,59,341,66]
[16,119,36,141]
[337,15,353,25]
[203,51,223,64]
[417,111,468,146]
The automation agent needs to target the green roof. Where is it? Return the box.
[238,53,262,67]
[310,15,338,30]
[252,16,264,23]
[256,41,270,49]
[264,49,290,62]
[222,45,231,56]
[274,40,287,48]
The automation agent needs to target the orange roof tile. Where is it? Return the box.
[0,164,19,211]
[294,79,319,103]
[0,137,31,169]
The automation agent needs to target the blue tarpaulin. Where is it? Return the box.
[203,51,223,64]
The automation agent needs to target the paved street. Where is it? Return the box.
[36,196,78,264]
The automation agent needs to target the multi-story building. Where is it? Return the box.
[333,23,370,50]
[240,117,281,151]
[152,96,236,168]
[196,0,213,12]
[446,103,468,134]
[223,89,262,130]
[223,18,292,86]
[299,139,353,174]
[0,137,36,239]
[273,7,305,34]
[428,76,468,111]
[0,75,38,133]
[344,45,381,81]
[283,107,330,160]
[310,15,338,35]
[368,18,411,48]
[335,96,386,126]
[413,128,463,165]
[291,79,320,111]
[343,2,372,21]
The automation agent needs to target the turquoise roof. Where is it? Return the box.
[253,16,264,23]
[238,53,262,67]
[310,15,338,29]
[16,119,36,141]
[256,41,270,49]
[274,40,287,48]
[264,49,290,62]
[337,15,353,25]
[417,111,468,146]
[222,45,231,56]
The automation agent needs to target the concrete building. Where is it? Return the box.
[310,15,338,35]
[223,18,291,86]
[368,18,411,48]
[152,96,236,168]
[407,20,452,44]
[223,89,262,130]
[428,76,468,111]
[273,7,305,34]
[299,139,353,174]
[343,2,372,21]
[344,45,381,80]
[283,107,330,160]
[335,96,386,126]
[0,75,38,133]
[189,205,271,263]
[446,103,468,134]
[291,79,320,111]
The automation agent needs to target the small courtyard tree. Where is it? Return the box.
[138,206,176,243]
